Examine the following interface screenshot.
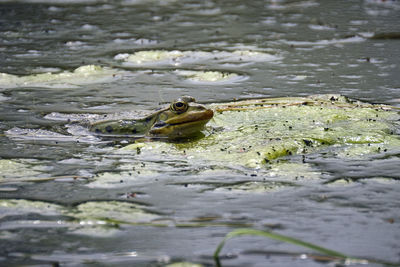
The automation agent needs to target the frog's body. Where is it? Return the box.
[89,96,213,139]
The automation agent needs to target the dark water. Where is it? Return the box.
[1,0,400,266]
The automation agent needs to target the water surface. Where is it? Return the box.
[1,0,400,266]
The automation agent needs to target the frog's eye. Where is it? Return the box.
[170,100,188,113]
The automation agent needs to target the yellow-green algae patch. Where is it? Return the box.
[123,95,400,169]
[174,70,242,83]
[0,199,63,218]
[87,169,156,188]
[80,95,400,188]
[0,65,124,88]
[0,198,161,231]
[115,49,280,65]
[70,201,160,224]
[212,181,294,194]
[119,50,185,63]
[0,159,46,181]
[166,262,204,267]
[267,162,321,180]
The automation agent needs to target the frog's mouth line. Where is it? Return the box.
[164,109,214,126]
[149,109,214,137]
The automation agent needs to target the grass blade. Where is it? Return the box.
[214,228,400,266]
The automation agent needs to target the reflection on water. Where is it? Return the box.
[1,0,400,266]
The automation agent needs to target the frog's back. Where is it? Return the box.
[89,110,160,136]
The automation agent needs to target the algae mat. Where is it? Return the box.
[90,94,400,189]
[2,94,399,190]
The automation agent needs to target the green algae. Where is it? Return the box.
[3,95,397,189]
[174,70,241,83]
[0,65,124,88]
[115,49,280,65]
[207,180,297,194]
[121,50,185,63]
[0,159,47,181]
[0,198,160,232]
[0,199,63,218]
[70,201,160,224]
[0,198,252,232]
[120,95,400,181]
[166,262,204,267]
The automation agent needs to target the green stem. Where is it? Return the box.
[213,228,400,266]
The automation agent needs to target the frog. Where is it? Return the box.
[89,96,214,139]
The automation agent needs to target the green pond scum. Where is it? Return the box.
[123,94,400,172]
[0,65,124,88]
[2,94,399,190]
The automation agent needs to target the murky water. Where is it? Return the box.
[1,0,400,266]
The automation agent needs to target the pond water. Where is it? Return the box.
[1,0,400,266]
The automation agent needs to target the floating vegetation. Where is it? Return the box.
[0,65,125,88]
[3,95,399,189]
[115,49,281,66]
[165,262,204,267]
[0,198,162,230]
[0,159,47,181]
[169,179,298,194]
[174,70,244,83]
[71,201,160,224]
[124,95,400,169]
[71,94,398,189]
[0,199,63,218]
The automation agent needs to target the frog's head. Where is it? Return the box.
[149,96,214,139]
